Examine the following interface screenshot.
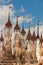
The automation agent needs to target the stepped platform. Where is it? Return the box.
[0,54,38,65]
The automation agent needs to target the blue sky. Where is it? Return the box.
[9,0,43,19]
[0,0,43,30]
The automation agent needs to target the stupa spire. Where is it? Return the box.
[14,16,20,31]
[37,20,40,38]
[21,23,26,36]
[27,22,31,40]
[5,6,12,28]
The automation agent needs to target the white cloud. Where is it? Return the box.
[25,17,34,22]
[13,5,25,13]
[18,5,25,12]
[13,14,34,24]
[9,4,13,8]
[24,14,35,22]
[0,0,10,4]
[0,4,14,16]
[0,24,5,31]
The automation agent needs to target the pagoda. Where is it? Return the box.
[31,30,37,60]
[5,6,12,56]
[36,20,40,62]
[26,26,32,61]
[21,24,26,58]
[13,16,21,61]
[14,16,20,32]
